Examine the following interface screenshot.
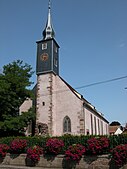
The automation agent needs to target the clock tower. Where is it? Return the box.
[36,0,59,75]
[36,0,60,136]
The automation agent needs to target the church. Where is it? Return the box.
[20,1,109,136]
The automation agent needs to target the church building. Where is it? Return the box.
[20,1,109,136]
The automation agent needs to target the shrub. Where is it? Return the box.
[44,138,64,155]
[10,138,27,154]
[0,144,9,158]
[110,144,127,167]
[26,145,43,163]
[86,137,109,155]
[65,144,85,164]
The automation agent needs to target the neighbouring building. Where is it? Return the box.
[109,125,123,135]
[20,1,109,136]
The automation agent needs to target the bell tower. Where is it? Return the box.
[36,0,59,75]
[36,0,59,136]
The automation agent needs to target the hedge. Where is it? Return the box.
[0,134,127,152]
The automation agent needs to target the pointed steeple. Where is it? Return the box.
[43,0,55,40]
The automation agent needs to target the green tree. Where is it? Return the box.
[0,60,35,136]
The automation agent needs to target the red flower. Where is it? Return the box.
[0,144,9,158]
[87,137,109,155]
[110,144,127,167]
[10,139,27,154]
[65,144,85,164]
[44,138,64,155]
[27,146,43,163]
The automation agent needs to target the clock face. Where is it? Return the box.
[40,53,49,61]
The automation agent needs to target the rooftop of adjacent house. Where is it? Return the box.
[109,125,120,134]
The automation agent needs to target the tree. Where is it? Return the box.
[0,107,35,137]
[0,60,35,136]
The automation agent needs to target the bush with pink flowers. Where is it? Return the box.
[86,137,109,155]
[0,144,9,158]
[26,145,43,164]
[44,138,64,155]
[65,144,85,164]
[110,144,127,167]
[10,138,27,154]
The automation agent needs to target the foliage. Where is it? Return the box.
[44,138,64,155]
[0,60,34,120]
[1,135,127,151]
[0,107,35,137]
[57,134,91,151]
[86,137,109,155]
[65,144,85,164]
[10,138,27,154]
[0,135,127,167]
[0,144,9,158]
[0,136,48,148]
[109,135,127,149]
[0,60,35,136]
[26,145,43,163]
[110,144,127,167]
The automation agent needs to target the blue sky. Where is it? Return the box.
[0,0,127,125]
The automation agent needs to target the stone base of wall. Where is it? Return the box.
[0,154,127,169]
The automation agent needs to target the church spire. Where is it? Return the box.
[43,0,55,40]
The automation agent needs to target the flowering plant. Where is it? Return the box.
[44,138,64,155]
[26,145,43,163]
[110,144,127,167]
[65,144,85,164]
[10,139,27,154]
[87,137,109,155]
[0,144,9,158]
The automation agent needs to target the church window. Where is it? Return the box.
[94,116,97,135]
[55,46,58,53]
[54,57,58,67]
[91,114,93,135]
[38,125,41,134]
[63,116,71,133]
[42,102,45,106]
[42,43,47,50]
[101,121,103,135]
[98,119,100,135]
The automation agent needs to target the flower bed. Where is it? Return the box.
[0,136,127,168]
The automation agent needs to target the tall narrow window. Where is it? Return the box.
[91,114,93,135]
[38,125,41,134]
[54,56,58,67]
[94,116,97,135]
[42,43,47,50]
[98,119,100,135]
[101,121,103,135]
[63,116,71,133]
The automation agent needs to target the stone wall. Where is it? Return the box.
[1,154,127,169]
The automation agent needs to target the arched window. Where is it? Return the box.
[63,116,71,133]
[38,125,41,134]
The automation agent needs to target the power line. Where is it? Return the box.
[40,75,127,97]
[75,75,127,90]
